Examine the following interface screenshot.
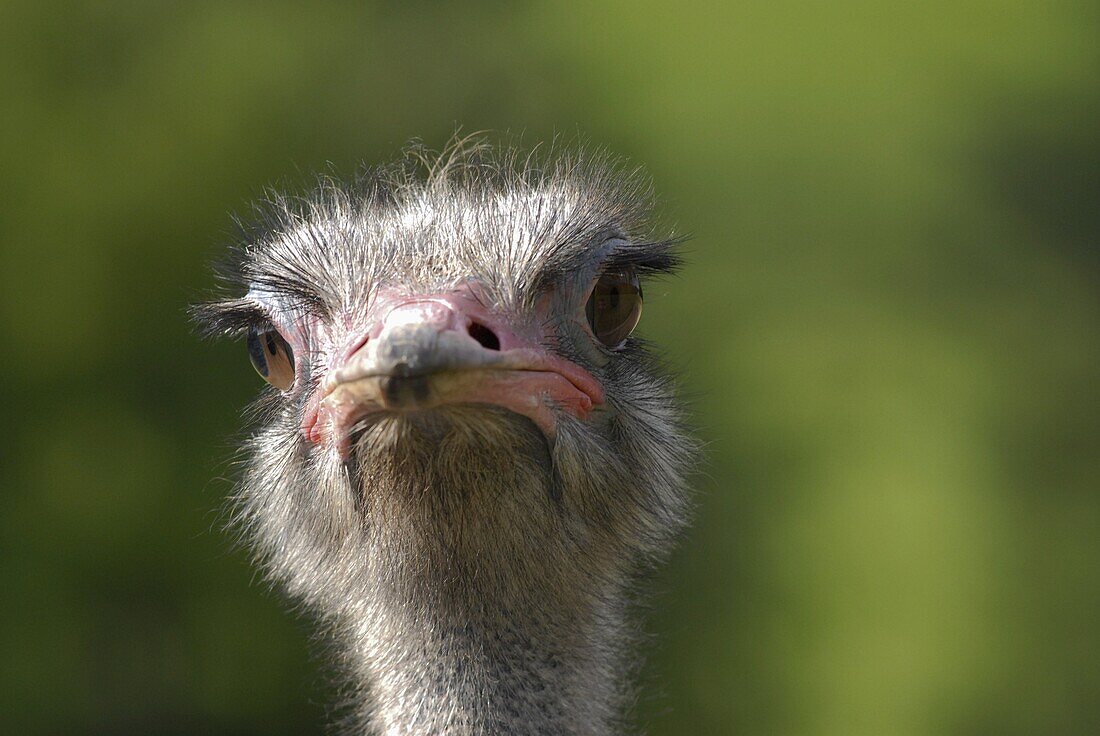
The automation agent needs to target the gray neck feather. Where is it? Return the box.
[345,566,626,734]
[342,415,631,735]
[249,411,649,735]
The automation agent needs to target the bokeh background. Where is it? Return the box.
[2,1,1098,734]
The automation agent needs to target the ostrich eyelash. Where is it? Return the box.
[190,298,271,339]
[533,237,685,297]
[602,240,684,276]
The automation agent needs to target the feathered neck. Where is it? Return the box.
[278,412,642,735]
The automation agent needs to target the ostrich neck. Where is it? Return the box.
[318,414,638,734]
[342,493,630,733]
[347,579,626,735]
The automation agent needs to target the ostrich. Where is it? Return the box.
[195,140,696,735]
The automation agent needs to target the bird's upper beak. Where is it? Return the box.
[303,287,604,457]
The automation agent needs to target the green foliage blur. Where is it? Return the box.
[1,1,1097,734]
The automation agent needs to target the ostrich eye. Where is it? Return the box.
[246,327,295,390]
[585,269,643,348]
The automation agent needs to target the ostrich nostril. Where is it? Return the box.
[467,321,500,351]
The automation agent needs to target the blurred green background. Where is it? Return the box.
[1,1,1097,734]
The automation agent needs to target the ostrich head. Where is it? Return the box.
[195,141,695,735]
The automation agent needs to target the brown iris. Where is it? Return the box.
[585,269,643,348]
[247,327,295,390]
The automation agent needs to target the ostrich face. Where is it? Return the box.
[196,148,693,617]
[267,241,634,458]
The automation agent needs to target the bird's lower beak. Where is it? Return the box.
[303,293,603,457]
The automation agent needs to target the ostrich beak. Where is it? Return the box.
[305,292,604,457]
